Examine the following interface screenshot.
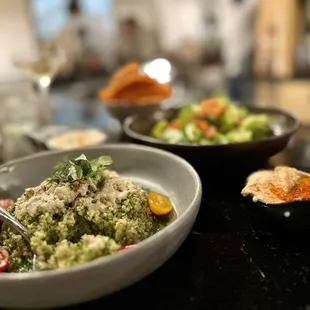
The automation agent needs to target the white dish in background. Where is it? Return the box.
[26,125,116,151]
[46,128,107,150]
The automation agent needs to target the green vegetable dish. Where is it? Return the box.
[150,97,272,145]
[0,155,174,272]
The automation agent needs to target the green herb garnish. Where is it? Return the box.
[50,154,112,183]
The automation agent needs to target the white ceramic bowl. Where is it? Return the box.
[46,128,107,150]
[0,144,202,309]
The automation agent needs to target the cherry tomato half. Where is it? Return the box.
[0,248,9,272]
[0,199,14,209]
[117,245,134,251]
[0,199,14,224]
[148,192,173,216]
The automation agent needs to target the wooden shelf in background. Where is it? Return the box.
[255,80,310,124]
[254,0,305,78]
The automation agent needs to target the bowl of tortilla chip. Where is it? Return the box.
[98,63,172,122]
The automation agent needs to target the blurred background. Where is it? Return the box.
[0,0,310,162]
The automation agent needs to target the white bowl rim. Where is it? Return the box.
[0,143,202,281]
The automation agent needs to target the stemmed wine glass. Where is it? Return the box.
[12,40,66,126]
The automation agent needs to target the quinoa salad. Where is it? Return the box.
[0,155,174,273]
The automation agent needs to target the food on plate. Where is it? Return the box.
[0,199,14,210]
[98,62,172,104]
[0,199,14,226]
[0,154,173,272]
[0,248,9,272]
[150,97,272,145]
[241,166,310,204]
[47,129,106,150]
[117,244,134,251]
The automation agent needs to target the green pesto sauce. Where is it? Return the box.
[8,258,32,273]
[0,172,173,272]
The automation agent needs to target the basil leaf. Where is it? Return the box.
[89,156,112,171]
[67,165,82,180]
[71,158,92,176]
[50,154,113,183]
[75,154,87,161]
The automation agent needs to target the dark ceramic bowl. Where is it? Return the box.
[104,100,162,123]
[254,200,310,233]
[123,106,300,175]
[245,166,310,235]
[246,196,310,236]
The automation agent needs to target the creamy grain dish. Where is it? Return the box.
[0,155,173,272]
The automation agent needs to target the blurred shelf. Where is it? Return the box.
[255,79,310,125]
